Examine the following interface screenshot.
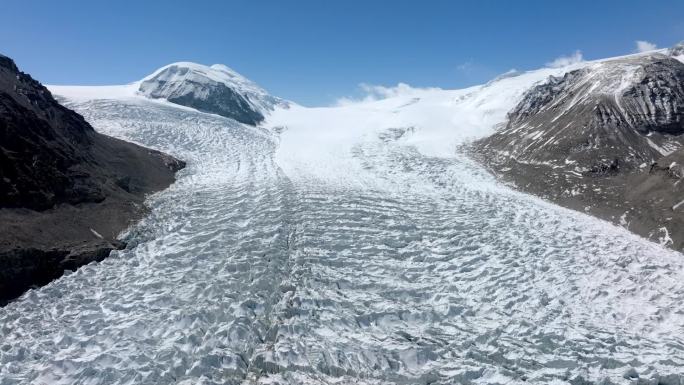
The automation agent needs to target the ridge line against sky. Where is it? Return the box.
[1,0,683,106]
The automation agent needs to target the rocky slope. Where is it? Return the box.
[138,62,284,125]
[474,48,684,251]
[0,54,185,304]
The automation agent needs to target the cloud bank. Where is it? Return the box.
[635,40,657,53]
[335,83,440,106]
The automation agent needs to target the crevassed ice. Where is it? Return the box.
[0,85,683,385]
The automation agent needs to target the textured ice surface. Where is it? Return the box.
[2,72,684,384]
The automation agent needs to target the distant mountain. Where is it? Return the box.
[473,44,684,250]
[138,62,285,125]
[0,53,185,304]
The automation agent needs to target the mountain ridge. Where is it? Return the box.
[473,43,684,251]
[0,53,185,304]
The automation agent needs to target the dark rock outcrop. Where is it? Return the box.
[0,54,185,304]
[473,49,684,251]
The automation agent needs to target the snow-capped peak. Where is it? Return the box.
[141,62,265,99]
[138,62,285,124]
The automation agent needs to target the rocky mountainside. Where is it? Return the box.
[138,62,285,125]
[0,54,185,304]
[1,54,100,209]
[474,47,684,250]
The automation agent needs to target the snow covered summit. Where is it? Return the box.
[138,62,284,125]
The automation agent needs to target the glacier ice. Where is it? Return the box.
[1,55,683,384]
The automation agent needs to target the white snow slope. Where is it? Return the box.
[138,62,285,115]
[1,53,683,385]
[51,62,284,115]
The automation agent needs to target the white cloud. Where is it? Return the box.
[635,40,657,53]
[360,82,431,98]
[456,60,474,73]
[546,50,584,68]
[335,82,440,106]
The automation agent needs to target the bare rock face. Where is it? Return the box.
[474,49,684,251]
[0,54,185,304]
[1,54,99,209]
[0,54,186,211]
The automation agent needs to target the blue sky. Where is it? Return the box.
[1,0,683,106]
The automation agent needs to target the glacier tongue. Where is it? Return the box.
[2,58,683,384]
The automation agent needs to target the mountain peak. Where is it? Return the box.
[0,54,18,72]
[138,62,284,125]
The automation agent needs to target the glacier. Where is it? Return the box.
[1,57,683,385]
